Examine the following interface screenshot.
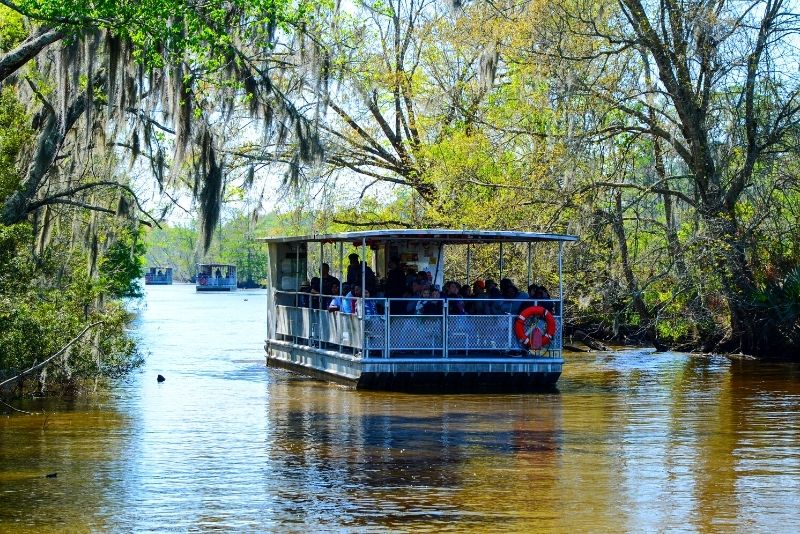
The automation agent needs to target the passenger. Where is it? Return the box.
[308,277,322,308]
[327,282,343,312]
[401,287,416,315]
[445,281,466,315]
[298,279,312,307]
[321,263,340,296]
[470,279,487,314]
[486,285,503,314]
[215,268,222,278]
[502,282,529,314]
[427,287,443,315]
[386,259,406,314]
[540,285,554,313]
[346,253,376,294]
[386,259,406,298]
[459,284,472,299]
[415,287,433,315]
[341,284,362,314]
[405,267,417,288]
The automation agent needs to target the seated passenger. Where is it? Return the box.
[540,285,554,313]
[320,263,340,296]
[415,287,442,315]
[500,281,528,314]
[341,284,362,314]
[444,281,466,315]
[327,282,343,312]
[486,285,503,314]
[298,279,312,307]
[459,284,472,299]
[470,279,487,314]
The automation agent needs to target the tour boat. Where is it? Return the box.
[259,229,577,391]
[144,266,173,285]
[196,263,237,291]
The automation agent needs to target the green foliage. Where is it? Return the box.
[0,6,26,51]
[750,267,800,352]
[0,88,32,202]
[10,0,311,68]
[99,226,145,298]
[0,223,143,391]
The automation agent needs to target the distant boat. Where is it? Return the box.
[145,266,173,285]
[196,263,237,292]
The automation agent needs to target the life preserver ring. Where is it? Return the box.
[198,274,208,286]
[514,306,556,349]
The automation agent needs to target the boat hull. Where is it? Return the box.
[196,286,236,292]
[265,339,562,392]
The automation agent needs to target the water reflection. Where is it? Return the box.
[1,285,799,532]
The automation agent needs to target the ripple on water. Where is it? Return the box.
[2,285,800,532]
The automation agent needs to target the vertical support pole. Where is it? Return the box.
[443,298,448,360]
[338,241,344,294]
[466,243,471,285]
[294,246,299,308]
[361,238,367,295]
[559,241,564,351]
[338,241,344,353]
[499,242,504,280]
[527,242,532,289]
[384,300,390,359]
[265,244,273,342]
[361,237,367,356]
[319,242,324,311]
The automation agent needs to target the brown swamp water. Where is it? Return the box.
[1,284,799,532]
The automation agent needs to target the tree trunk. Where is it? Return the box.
[703,208,760,353]
[1,71,101,225]
[611,191,664,350]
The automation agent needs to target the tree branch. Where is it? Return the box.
[0,26,64,83]
[0,321,103,390]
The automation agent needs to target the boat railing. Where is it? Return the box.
[271,291,562,359]
[197,276,237,288]
[145,273,173,284]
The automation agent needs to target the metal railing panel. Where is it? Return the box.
[271,298,563,358]
[388,315,444,350]
[446,315,516,350]
[275,305,363,349]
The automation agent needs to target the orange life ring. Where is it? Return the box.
[198,274,208,286]
[514,305,556,349]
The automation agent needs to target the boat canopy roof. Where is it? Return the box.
[198,263,236,268]
[258,229,578,245]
